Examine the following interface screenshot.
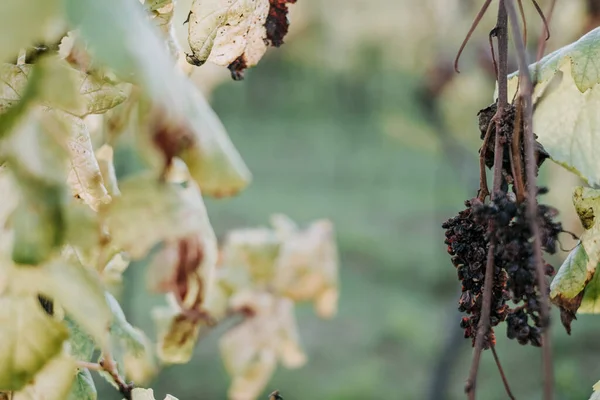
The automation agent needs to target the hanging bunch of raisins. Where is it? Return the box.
[443,101,562,349]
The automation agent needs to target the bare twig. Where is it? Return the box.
[535,0,556,67]
[76,361,103,371]
[505,1,554,399]
[455,0,494,73]
[510,99,526,203]
[466,1,509,398]
[517,0,527,45]
[491,345,516,400]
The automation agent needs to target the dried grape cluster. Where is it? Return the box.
[443,189,561,348]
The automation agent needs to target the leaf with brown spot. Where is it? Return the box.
[551,186,600,332]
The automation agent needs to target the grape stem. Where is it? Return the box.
[76,350,134,400]
[466,1,509,398]
[505,0,554,399]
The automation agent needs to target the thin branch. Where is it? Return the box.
[76,361,103,371]
[531,0,551,41]
[99,350,134,400]
[455,0,494,73]
[505,1,554,399]
[491,345,516,400]
[466,1,509,398]
[511,99,526,203]
[517,0,527,46]
[535,0,556,67]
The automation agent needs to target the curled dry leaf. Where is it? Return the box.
[551,187,600,333]
[221,291,305,400]
[187,0,298,79]
[272,215,339,318]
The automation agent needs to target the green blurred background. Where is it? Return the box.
[100,0,600,398]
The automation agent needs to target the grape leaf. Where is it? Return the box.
[187,0,270,69]
[65,0,252,196]
[67,368,97,400]
[65,317,96,362]
[39,260,111,350]
[550,187,600,332]
[60,111,111,210]
[96,145,120,196]
[153,303,203,364]
[103,173,216,259]
[0,295,69,390]
[105,292,145,354]
[1,60,125,119]
[12,354,76,400]
[0,0,62,64]
[505,28,600,186]
[123,331,157,385]
[272,216,340,318]
[130,388,179,400]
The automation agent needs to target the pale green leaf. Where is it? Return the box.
[103,173,216,259]
[12,354,76,400]
[0,296,69,390]
[64,200,100,251]
[39,260,111,350]
[65,317,96,362]
[123,331,158,385]
[10,184,64,265]
[105,292,145,354]
[130,388,179,400]
[64,0,176,101]
[580,265,600,314]
[0,0,62,64]
[508,27,600,95]
[505,28,600,185]
[187,0,269,68]
[67,368,97,400]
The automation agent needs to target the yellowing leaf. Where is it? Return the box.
[550,187,600,332]
[0,296,69,390]
[1,60,125,120]
[152,303,202,364]
[60,111,111,209]
[220,228,281,284]
[173,83,252,197]
[187,0,269,68]
[103,173,216,259]
[67,368,97,400]
[272,216,339,317]
[96,145,120,196]
[66,0,252,196]
[123,332,157,386]
[227,350,277,400]
[12,354,76,400]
